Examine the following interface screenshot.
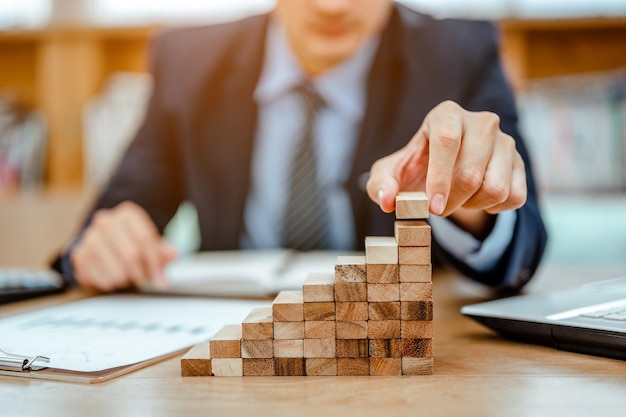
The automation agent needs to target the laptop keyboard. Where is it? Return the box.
[0,268,66,304]
[581,306,626,321]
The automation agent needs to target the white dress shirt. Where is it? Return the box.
[240,19,517,272]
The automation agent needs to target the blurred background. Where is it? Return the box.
[0,0,625,276]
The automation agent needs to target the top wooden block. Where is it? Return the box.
[396,192,429,219]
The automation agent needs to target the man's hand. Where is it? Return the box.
[70,201,176,292]
[367,100,527,239]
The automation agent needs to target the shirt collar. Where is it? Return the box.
[254,19,380,122]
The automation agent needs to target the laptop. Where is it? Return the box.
[461,276,626,361]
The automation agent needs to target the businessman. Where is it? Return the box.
[57,0,547,293]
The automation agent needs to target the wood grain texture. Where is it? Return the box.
[398,247,431,265]
[337,358,369,376]
[335,256,367,283]
[368,339,403,358]
[365,236,398,264]
[335,302,369,321]
[273,339,304,358]
[304,321,336,339]
[401,301,434,321]
[180,343,212,377]
[394,220,431,247]
[402,357,434,375]
[370,358,402,376]
[241,340,274,359]
[366,264,399,284]
[303,339,336,358]
[242,307,273,341]
[209,325,242,359]
[368,302,400,320]
[367,284,400,302]
[400,283,432,301]
[395,192,429,220]
[243,358,276,376]
[305,358,337,376]
[303,301,335,321]
[368,320,401,339]
[399,264,432,283]
[274,321,305,340]
[211,358,243,377]
[275,358,306,376]
[402,339,434,358]
[334,282,367,302]
[335,321,368,340]
[401,320,434,339]
[302,273,335,302]
[335,339,369,358]
[272,290,304,322]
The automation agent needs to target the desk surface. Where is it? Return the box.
[2,191,626,416]
[3,264,626,417]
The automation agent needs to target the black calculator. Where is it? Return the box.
[0,268,66,304]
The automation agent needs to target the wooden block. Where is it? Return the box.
[368,320,401,339]
[302,273,335,302]
[398,247,431,265]
[367,284,400,302]
[209,325,242,358]
[394,220,431,247]
[336,321,368,339]
[304,321,336,339]
[334,282,367,302]
[181,343,212,377]
[303,338,336,358]
[368,302,400,320]
[303,301,335,321]
[395,191,429,219]
[336,339,369,358]
[399,264,432,283]
[336,302,369,321]
[272,290,304,322]
[402,338,434,357]
[274,321,305,340]
[370,358,402,376]
[400,283,432,301]
[275,358,306,376]
[366,264,399,284]
[365,236,398,264]
[401,301,433,320]
[242,307,273,340]
[402,357,434,375]
[369,339,403,358]
[243,358,275,376]
[241,340,274,359]
[335,255,366,283]
[402,320,434,339]
[306,358,337,376]
[337,358,369,376]
[212,358,243,377]
[274,339,304,358]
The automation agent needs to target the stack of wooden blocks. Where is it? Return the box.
[181,191,433,377]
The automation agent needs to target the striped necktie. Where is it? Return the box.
[282,83,329,251]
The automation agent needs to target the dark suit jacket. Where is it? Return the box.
[66,4,547,291]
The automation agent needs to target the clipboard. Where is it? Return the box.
[0,295,269,384]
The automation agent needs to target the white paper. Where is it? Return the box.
[0,295,269,372]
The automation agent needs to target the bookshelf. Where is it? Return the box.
[0,26,157,189]
[0,17,625,190]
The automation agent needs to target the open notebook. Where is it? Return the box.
[142,249,360,298]
[462,276,626,361]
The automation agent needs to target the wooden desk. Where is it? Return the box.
[2,263,626,417]
[2,190,626,415]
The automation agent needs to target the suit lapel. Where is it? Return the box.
[193,16,268,249]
